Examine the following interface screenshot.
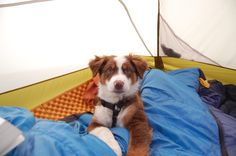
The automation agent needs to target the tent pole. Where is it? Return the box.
[155,0,164,70]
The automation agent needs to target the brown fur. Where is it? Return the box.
[87,118,104,132]
[123,95,152,156]
[88,55,152,156]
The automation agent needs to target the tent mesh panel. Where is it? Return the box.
[31,79,95,120]
[159,15,218,65]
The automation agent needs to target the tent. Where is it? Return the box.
[0,0,235,109]
[0,0,236,155]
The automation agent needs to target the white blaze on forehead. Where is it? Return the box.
[114,56,126,74]
[98,55,139,103]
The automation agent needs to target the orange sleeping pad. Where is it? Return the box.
[31,78,98,120]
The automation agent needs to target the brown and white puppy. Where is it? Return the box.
[87,54,152,156]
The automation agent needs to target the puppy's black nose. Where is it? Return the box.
[114,80,124,90]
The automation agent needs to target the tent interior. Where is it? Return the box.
[0,0,236,156]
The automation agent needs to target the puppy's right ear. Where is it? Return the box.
[89,56,107,77]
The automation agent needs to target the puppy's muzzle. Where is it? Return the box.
[114,80,124,91]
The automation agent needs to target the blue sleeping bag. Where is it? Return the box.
[140,68,221,156]
[0,68,221,156]
[0,107,129,156]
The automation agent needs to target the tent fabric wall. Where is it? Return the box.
[0,0,236,105]
[0,0,154,93]
[0,1,235,156]
[163,57,236,84]
[1,0,235,94]
[161,0,236,69]
[0,56,235,109]
[0,68,92,109]
[159,16,219,65]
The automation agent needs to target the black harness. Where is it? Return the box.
[100,97,134,127]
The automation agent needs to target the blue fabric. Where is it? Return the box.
[0,68,223,156]
[208,105,236,156]
[140,68,221,156]
[0,107,129,156]
[111,128,129,156]
[199,80,226,108]
[198,80,236,156]
[0,107,35,133]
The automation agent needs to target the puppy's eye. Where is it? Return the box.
[104,68,113,75]
[123,68,133,75]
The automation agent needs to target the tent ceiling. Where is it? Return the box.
[0,0,154,93]
[161,0,236,69]
[0,0,235,93]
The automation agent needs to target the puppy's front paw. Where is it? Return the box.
[89,127,121,156]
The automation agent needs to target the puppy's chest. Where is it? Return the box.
[94,105,131,128]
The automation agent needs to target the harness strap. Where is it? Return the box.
[100,97,133,127]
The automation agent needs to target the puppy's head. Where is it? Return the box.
[89,54,148,99]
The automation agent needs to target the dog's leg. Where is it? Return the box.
[127,126,152,156]
[126,112,152,156]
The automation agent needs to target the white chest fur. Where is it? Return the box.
[93,105,131,128]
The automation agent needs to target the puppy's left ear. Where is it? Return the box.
[127,55,148,79]
[89,56,107,77]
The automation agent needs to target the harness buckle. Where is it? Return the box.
[114,105,121,112]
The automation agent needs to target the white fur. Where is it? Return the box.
[98,81,139,103]
[94,105,113,127]
[114,56,126,74]
[94,55,139,127]
[98,56,139,104]
[107,56,130,95]
[117,105,133,127]
[89,127,122,156]
[93,104,132,128]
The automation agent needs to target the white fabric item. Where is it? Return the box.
[0,117,25,156]
[89,127,122,156]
